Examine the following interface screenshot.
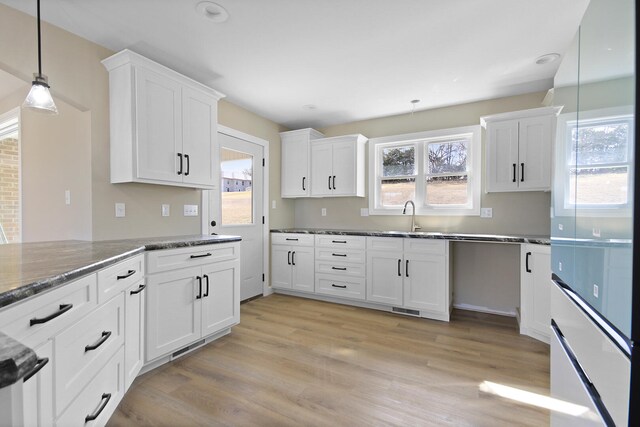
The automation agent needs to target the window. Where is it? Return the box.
[369,125,481,216]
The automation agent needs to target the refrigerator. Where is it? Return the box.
[550,0,637,425]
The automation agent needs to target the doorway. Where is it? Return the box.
[203,126,269,301]
[0,107,21,243]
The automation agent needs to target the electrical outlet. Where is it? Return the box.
[558,262,563,271]
[360,208,369,217]
[592,228,601,237]
[115,203,126,218]
[593,284,599,298]
[65,190,71,205]
[321,208,327,217]
[162,204,170,217]
[272,200,276,209]
[558,223,564,231]
[183,205,198,217]
[480,208,493,218]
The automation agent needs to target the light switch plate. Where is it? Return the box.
[162,204,170,217]
[65,190,71,205]
[115,203,125,218]
[184,204,198,217]
[360,208,369,217]
[480,208,493,218]
[321,208,327,216]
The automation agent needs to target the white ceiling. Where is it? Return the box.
[0,0,590,129]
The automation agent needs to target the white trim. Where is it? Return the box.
[480,106,563,128]
[0,107,22,243]
[368,125,481,216]
[452,303,517,317]
[201,124,271,297]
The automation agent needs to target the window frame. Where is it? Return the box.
[368,125,481,216]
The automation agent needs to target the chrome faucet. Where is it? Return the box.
[402,200,421,232]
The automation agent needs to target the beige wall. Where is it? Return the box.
[293,91,552,236]
[0,4,292,241]
[0,88,92,242]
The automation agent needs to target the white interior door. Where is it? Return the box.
[210,132,264,301]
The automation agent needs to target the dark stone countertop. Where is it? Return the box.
[0,235,241,310]
[0,332,37,388]
[270,228,550,245]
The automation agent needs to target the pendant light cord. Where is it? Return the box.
[37,0,42,76]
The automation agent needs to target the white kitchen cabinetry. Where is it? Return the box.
[315,235,366,300]
[145,243,240,362]
[367,237,450,321]
[520,244,551,343]
[21,340,53,427]
[482,107,560,192]
[280,129,324,198]
[124,280,146,389]
[310,134,367,197]
[271,233,315,293]
[102,49,224,189]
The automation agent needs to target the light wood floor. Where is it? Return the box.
[108,294,550,427]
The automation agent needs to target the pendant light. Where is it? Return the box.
[23,0,58,114]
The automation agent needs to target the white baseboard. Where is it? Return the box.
[452,303,516,317]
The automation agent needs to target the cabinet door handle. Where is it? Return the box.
[196,276,202,299]
[287,251,291,265]
[526,252,532,273]
[332,176,336,190]
[23,357,49,382]
[331,284,347,289]
[331,266,347,271]
[332,240,347,244]
[520,162,524,182]
[328,176,332,190]
[85,331,112,352]
[30,303,73,326]
[512,163,516,182]
[302,177,306,191]
[190,253,212,259]
[129,284,146,295]
[203,274,210,297]
[85,393,112,422]
[185,154,190,176]
[397,259,401,277]
[406,260,409,277]
[117,269,136,280]
[292,251,296,266]
[332,253,347,257]
[177,153,183,175]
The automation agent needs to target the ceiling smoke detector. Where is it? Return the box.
[196,2,229,23]
[535,53,560,65]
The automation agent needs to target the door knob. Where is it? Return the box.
[210,220,217,227]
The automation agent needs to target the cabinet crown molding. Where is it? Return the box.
[480,106,563,128]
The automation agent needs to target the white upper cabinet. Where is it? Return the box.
[310,134,367,197]
[482,107,561,192]
[280,128,324,198]
[102,50,224,189]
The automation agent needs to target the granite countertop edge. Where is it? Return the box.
[0,332,38,388]
[270,229,551,245]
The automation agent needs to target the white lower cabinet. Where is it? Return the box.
[520,244,551,343]
[366,250,403,305]
[271,234,315,292]
[124,280,146,389]
[145,243,240,362]
[21,340,54,427]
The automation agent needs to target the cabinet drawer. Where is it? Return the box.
[367,237,403,252]
[315,261,365,278]
[315,235,365,249]
[270,233,314,246]
[315,247,365,264]
[146,243,239,274]
[0,274,97,348]
[97,254,144,304]
[55,294,124,416]
[56,347,125,427]
[404,238,446,255]
[316,274,365,300]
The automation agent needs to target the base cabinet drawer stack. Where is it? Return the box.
[315,235,366,300]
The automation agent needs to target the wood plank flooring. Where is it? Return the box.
[108,294,550,426]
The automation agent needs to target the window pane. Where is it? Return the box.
[570,121,629,165]
[381,178,415,206]
[425,175,468,205]
[382,146,415,177]
[427,140,468,174]
[221,148,253,224]
[569,166,628,205]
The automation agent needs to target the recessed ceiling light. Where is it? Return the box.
[196,2,229,23]
[535,53,560,65]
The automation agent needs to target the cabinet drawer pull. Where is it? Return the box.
[331,267,347,271]
[526,252,532,273]
[85,331,112,352]
[190,252,212,259]
[129,284,146,295]
[331,253,347,257]
[203,274,210,297]
[85,393,112,422]
[285,238,299,241]
[30,303,73,326]
[185,154,190,176]
[332,240,347,244]
[117,269,136,280]
[177,153,183,175]
[23,357,49,382]
[331,284,347,289]
[196,276,203,299]
[520,162,524,182]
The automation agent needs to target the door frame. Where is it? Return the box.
[201,125,271,297]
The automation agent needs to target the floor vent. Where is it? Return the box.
[392,307,420,317]
[171,339,205,360]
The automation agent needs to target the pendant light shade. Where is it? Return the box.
[23,0,58,115]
